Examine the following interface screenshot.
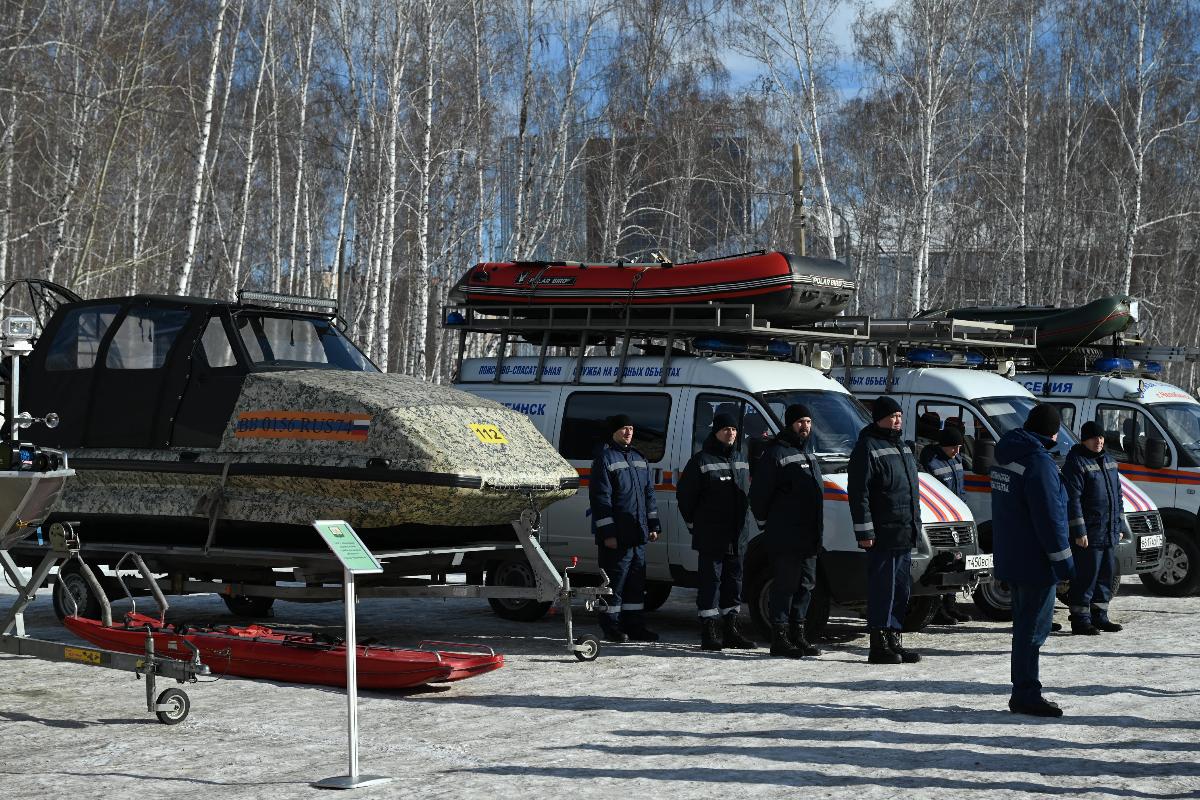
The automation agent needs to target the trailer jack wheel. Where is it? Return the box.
[155,688,191,725]
[573,634,600,662]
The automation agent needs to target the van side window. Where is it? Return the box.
[914,401,987,467]
[1096,405,1162,464]
[559,392,671,462]
[693,393,771,466]
[1052,403,1076,431]
[43,304,121,371]
[105,307,191,369]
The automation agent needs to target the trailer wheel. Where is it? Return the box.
[486,559,552,621]
[573,634,600,662]
[972,580,1014,621]
[155,688,190,725]
[52,561,103,621]
[221,594,275,618]
[902,596,940,632]
[1140,530,1200,596]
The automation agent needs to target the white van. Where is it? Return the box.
[838,363,1166,618]
[1017,369,1198,596]
[455,354,991,633]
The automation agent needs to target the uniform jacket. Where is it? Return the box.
[677,435,751,555]
[589,441,660,546]
[919,443,966,501]
[990,427,1073,586]
[749,430,824,556]
[1062,444,1123,548]
[848,424,920,550]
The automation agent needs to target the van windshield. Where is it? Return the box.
[759,390,870,459]
[1147,403,1200,460]
[976,395,1075,460]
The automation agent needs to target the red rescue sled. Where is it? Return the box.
[63,613,504,689]
[450,250,856,325]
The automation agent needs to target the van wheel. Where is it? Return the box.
[902,596,940,632]
[972,580,1014,621]
[1140,530,1200,596]
[53,561,104,621]
[486,559,552,621]
[643,581,672,612]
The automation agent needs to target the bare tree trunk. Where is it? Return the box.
[232,1,273,297]
[176,0,231,296]
[286,2,318,296]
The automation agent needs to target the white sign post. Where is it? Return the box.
[312,520,392,791]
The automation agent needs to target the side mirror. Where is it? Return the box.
[973,438,995,475]
[1145,437,1170,470]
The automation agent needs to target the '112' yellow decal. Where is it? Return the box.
[469,424,508,444]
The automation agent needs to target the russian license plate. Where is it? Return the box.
[965,553,993,571]
[1139,534,1164,551]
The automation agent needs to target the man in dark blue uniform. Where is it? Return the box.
[848,395,921,665]
[589,414,661,643]
[919,426,972,625]
[677,412,756,651]
[750,404,825,659]
[992,403,1074,717]
[1063,421,1125,635]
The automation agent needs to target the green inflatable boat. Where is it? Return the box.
[922,296,1135,347]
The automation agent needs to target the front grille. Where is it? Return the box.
[1137,547,1163,570]
[1126,512,1163,535]
[925,523,975,549]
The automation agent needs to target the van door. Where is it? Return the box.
[911,398,994,524]
[550,389,675,578]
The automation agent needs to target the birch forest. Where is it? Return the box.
[2,0,1199,380]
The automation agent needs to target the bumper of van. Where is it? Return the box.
[914,549,993,595]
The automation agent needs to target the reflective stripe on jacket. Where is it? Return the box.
[991,427,1072,586]
[749,430,825,555]
[847,423,920,550]
[677,435,752,555]
[919,443,966,501]
[589,442,659,546]
[1062,444,1123,547]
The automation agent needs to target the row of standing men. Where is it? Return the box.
[588,399,1126,718]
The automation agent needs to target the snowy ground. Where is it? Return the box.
[1,576,1198,799]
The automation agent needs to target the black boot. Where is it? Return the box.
[1094,619,1123,633]
[770,624,803,658]
[600,616,628,643]
[1070,617,1100,636]
[788,622,821,656]
[868,629,901,664]
[885,630,921,663]
[700,616,724,651]
[722,613,758,649]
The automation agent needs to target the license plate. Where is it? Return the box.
[965,553,993,570]
[1139,534,1164,551]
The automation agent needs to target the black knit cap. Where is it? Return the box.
[938,426,964,447]
[608,413,634,434]
[1023,403,1061,437]
[712,412,738,432]
[1080,420,1103,441]
[784,404,812,427]
[872,395,902,422]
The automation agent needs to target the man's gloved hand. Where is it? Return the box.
[1051,556,1075,582]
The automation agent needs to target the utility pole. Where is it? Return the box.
[791,143,806,257]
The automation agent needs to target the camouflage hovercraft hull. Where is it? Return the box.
[47,370,577,550]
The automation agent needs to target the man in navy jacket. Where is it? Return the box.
[991,403,1074,717]
[1062,421,1125,635]
[848,395,922,665]
[920,426,971,625]
[590,414,661,643]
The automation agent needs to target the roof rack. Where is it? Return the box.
[442,302,870,385]
[1114,344,1200,364]
[811,317,1037,350]
[238,289,338,315]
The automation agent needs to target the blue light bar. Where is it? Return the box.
[1094,357,1135,373]
[693,337,792,358]
[906,348,984,367]
[1142,361,1163,374]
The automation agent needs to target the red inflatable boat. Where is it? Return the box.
[63,613,504,689]
[450,250,856,325]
